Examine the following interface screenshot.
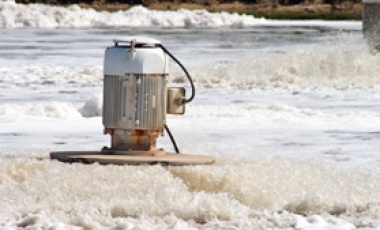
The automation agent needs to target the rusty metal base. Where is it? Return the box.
[100,147,166,156]
[50,151,215,166]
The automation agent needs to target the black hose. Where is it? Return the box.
[159,44,195,103]
[165,124,180,154]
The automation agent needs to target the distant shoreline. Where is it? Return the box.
[15,0,363,20]
[76,3,362,20]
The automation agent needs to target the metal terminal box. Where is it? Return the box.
[167,87,186,114]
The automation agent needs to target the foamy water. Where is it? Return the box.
[0,156,379,229]
[0,3,379,229]
[0,1,264,28]
[0,0,361,29]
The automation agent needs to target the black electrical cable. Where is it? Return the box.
[165,124,180,154]
[158,44,195,103]
[159,44,196,154]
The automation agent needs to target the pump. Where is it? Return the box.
[50,37,214,165]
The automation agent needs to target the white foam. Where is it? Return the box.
[79,94,102,118]
[2,44,380,92]
[185,103,380,131]
[3,93,380,121]
[0,66,102,87]
[0,17,377,230]
[0,156,378,229]
[0,96,103,119]
[188,46,380,89]
[0,1,362,29]
[0,102,82,119]
[0,1,265,28]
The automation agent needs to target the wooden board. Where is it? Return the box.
[50,151,215,165]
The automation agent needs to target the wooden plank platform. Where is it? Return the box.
[50,151,215,165]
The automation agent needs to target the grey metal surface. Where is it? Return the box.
[103,46,168,76]
[103,74,166,131]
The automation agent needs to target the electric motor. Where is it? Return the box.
[103,37,181,152]
[50,37,215,165]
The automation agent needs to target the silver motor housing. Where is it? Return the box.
[103,37,170,152]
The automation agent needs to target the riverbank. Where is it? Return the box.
[75,2,362,20]
[15,0,362,20]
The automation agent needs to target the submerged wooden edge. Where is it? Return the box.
[50,151,215,165]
